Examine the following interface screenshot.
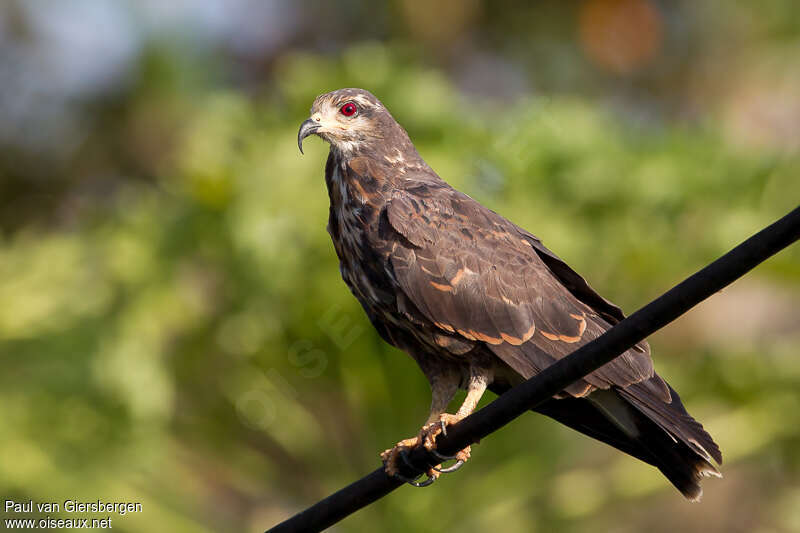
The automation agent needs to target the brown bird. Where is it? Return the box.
[298,88,722,500]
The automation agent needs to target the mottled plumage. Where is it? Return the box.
[298,88,721,500]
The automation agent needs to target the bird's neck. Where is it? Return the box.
[326,152,389,208]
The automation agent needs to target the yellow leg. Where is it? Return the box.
[381,367,491,479]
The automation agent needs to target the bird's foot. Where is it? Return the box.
[421,413,471,473]
[380,413,471,487]
[381,436,437,486]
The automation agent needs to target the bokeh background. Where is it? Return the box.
[1,1,799,532]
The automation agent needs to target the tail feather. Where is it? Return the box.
[619,392,721,501]
[619,380,722,464]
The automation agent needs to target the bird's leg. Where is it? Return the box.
[418,367,490,471]
[381,370,459,481]
[381,366,491,483]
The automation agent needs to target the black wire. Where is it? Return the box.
[267,206,800,533]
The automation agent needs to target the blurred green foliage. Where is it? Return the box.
[1,4,800,532]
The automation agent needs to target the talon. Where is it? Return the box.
[433,459,464,473]
[385,462,431,486]
[396,472,436,487]
[429,446,469,474]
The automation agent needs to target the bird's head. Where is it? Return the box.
[298,88,403,157]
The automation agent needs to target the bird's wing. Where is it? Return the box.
[387,184,666,399]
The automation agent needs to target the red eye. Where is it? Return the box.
[340,102,357,117]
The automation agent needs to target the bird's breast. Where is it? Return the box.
[326,166,395,313]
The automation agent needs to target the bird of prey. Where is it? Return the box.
[297,88,722,500]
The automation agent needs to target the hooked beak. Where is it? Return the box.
[297,118,320,154]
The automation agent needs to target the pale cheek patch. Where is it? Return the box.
[347,115,372,130]
[318,115,371,136]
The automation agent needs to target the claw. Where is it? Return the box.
[429,448,465,473]
[433,459,465,474]
[396,472,436,487]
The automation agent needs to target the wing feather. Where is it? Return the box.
[387,186,660,397]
